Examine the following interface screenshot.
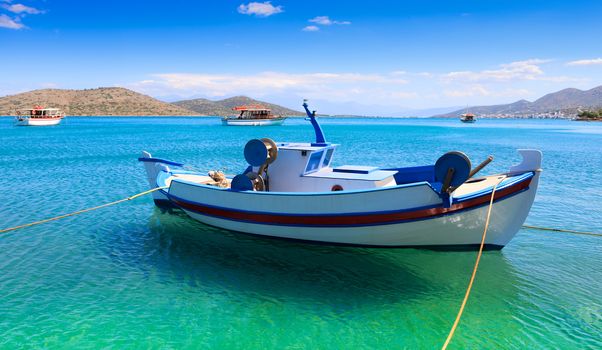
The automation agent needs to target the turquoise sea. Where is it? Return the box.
[1,116,601,349]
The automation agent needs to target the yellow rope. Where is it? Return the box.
[0,186,167,235]
[441,177,505,350]
[522,225,601,237]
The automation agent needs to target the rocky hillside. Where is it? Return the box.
[437,85,602,118]
[174,96,304,116]
[0,87,199,116]
[171,98,231,116]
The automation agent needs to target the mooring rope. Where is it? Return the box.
[441,176,506,350]
[522,225,601,237]
[440,181,601,349]
[0,186,167,235]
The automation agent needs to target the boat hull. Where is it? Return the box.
[181,191,530,248]
[15,117,63,126]
[163,172,539,248]
[222,117,286,126]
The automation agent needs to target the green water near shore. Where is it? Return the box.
[0,117,600,348]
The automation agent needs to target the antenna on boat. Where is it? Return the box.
[302,99,328,146]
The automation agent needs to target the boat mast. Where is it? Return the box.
[303,100,328,146]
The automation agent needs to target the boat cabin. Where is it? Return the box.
[233,105,278,120]
[18,107,62,118]
[264,143,398,192]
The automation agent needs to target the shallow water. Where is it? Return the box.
[0,117,600,348]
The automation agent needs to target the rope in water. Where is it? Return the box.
[522,225,602,237]
[0,187,167,235]
[441,176,506,350]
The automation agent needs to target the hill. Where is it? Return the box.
[0,87,199,116]
[174,96,304,116]
[437,85,602,118]
[171,98,231,116]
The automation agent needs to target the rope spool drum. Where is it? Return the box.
[233,138,278,191]
[435,151,472,193]
[243,138,278,167]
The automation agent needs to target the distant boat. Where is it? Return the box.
[460,113,476,123]
[15,106,64,126]
[222,105,286,126]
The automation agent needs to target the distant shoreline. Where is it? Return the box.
[0,115,585,120]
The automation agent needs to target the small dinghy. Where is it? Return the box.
[140,101,541,249]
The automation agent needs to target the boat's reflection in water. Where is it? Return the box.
[129,208,522,309]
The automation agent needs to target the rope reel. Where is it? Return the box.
[232,138,278,191]
[435,151,472,193]
[243,138,278,167]
[435,151,494,194]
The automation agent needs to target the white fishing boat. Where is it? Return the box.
[222,105,286,126]
[15,106,64,126]
[140,101,541,249]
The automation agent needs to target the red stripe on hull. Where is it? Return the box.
[170,178,532,227]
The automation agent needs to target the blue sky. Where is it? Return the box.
[2,0,602,114]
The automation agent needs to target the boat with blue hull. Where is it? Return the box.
[140,101,541,249]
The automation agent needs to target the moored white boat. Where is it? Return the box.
[222,117,286,126]
[140,101,541,249]
[222,104,287,126]
[15,106,64,126]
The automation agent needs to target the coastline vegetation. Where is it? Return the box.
[576,109,602,121]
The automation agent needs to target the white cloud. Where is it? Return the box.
[237,2,283,17]
[394,71,435,78]
[128,71,410,105]
[390,91,418,99]
[415,72,434,78]
[308,16,351,26]
[444,85,530,98]
[309,16,331,25]
[442,59,551,83]
[123,58,591,113]
[2,3,43,14]
[302,25,319,32]
[0,14,24,29]
[566,58,602,66]
[444,84,491,97]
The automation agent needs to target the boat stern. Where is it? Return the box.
[138,151,180,206]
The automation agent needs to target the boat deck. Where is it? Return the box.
[453,175,507,196]
[167,173,232,188]
[165,170,524,199]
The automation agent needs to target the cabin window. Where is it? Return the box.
[305,150,324,173]
[323,148,334,167]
